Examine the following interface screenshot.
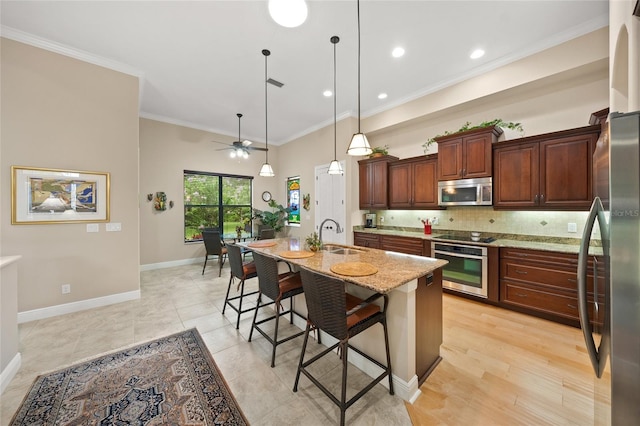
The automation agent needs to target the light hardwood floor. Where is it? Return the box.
[408,294,609,425]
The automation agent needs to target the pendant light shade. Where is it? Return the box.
[259,49,275,177]
[328,35,343,175]
[347,0,372,156]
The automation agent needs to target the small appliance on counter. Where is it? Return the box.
[364,213,377,228]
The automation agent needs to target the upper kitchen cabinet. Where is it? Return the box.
[358,155,398,210]
[493,125,600,210]
[389,155,439,209]
[436,126,502,181]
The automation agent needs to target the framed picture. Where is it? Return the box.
[11,166,110,224]
[286,176,301,226]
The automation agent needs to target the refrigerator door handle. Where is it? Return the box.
[577,196,609,378]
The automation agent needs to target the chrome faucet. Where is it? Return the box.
[319,218,343,246]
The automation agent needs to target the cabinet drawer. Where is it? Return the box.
[354,232,380,249]
[501,247,579,268]
[502,261,578,291]
[502,281,580,320]
[380,235,424,256]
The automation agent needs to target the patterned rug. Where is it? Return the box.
[10,328,248,425]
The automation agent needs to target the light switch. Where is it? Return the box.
[87,224,99,233]
[106,223,122,232]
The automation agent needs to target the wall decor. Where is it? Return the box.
[303,193,310,211]
[154,191,167,211]
[147,193,153,201]
[286,176,301,225]
[11,166,110,224]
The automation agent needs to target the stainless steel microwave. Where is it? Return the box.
[438,177,492,206]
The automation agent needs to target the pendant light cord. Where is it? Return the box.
[333,37,337,160]
[357,0,361,133]
[263,49,270,163]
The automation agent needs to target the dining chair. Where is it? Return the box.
[202,230,227,276]
[223,243,259,329]
[249,251,307,367]
[294,267,394,426]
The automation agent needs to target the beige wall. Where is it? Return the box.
[0,39,140,313]
[610,0,640,111]
[139,118,282,266]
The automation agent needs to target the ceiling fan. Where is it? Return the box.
[212,113,267,159]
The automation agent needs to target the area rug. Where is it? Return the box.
[10,328,248,425]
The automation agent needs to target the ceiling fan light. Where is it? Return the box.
[259,163,275,177]
[230,151,237,159]
[328,160,343,175]
[268,0,308,28]
[242,150,249,159]
[347,132,372,156]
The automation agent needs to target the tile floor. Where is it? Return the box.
[0,262,410,425]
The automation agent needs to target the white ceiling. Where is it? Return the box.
[1,1,609,146]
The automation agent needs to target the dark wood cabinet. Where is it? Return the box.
[358,155,398,210]
[388,155,439,209]
[353,231,380,249]
[436,126,501,181]
[380,235,424,256]
[499,247,604,327]
[493,125,600,210]
[415,269,443,385]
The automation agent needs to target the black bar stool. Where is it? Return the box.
[249,251,307,367]
[223,243,259,329]
[294,267,394,426]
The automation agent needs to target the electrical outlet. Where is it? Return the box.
[379,216,384,223]
[61,284,71,294]
[568,222,577,233]
[431,217,439,225]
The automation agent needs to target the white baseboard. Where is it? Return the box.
[18,290,140,324]
[1,352,21,394]
[139,257,200,271]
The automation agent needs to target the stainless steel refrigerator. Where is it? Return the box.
[578,110,640,425]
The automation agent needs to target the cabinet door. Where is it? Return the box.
[539,135,595,209]
[358,162,372,209]
[370,160,390,208]
[463,133,492,178]
[412,159,439,208]
[388,162,412,208]
[493,143,539,208]
[437,138,463,181]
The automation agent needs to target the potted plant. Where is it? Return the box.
[423,119,524,151]
[368,145,389,158]
[252,199,291,233]
[305,231,322,252]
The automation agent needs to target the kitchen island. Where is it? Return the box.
[239,237,448,403]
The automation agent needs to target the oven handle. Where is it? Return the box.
[433,250,485,261]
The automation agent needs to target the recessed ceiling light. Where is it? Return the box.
[268,0,308,28]
[323,90,332,97]
[392,47,405,58]
[378,93,388,99]
[470,49,485,59]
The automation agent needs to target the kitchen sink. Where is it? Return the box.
[321,244,363,255]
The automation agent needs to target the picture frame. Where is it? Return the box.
[11,166,110,224]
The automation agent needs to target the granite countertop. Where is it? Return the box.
[238,238,447,294]
[354,227,603,256]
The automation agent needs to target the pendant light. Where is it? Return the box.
[328,36,343,175]
[346,0,372,156]
[259,49,275,177]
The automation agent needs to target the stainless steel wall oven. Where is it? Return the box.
[431,241,488,298]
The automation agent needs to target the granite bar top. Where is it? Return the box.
[354,227,603,256]
[238,238,447,294]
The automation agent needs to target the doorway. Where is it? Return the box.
[314,162,346,244]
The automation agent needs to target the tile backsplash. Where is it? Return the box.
[371,207,596,239]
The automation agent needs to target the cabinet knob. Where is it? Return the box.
[515,270,528,275]
[540,194,545,203]
[534,194,539,204]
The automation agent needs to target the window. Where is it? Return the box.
[286,176,301,226]
[183,171,253,242]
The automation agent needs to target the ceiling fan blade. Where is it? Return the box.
[246,146,268,152]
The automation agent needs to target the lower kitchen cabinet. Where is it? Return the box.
[380,235,424,256]
[416,269,442,385]
[353,231,380,249]
[499,247,604,327]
